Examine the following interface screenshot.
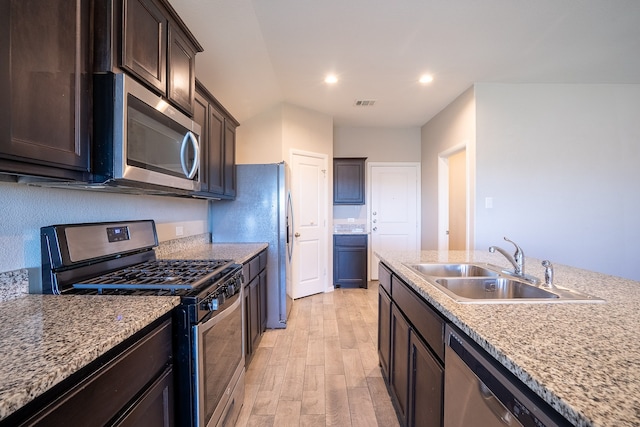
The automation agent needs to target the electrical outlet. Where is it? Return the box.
[176,226,184,236]
[347,217,355,223]
[485,197,493,209]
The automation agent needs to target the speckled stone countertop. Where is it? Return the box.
[0,238,266,422]
[0,295,180,421]
[158,241,268,264]
[377,250,640,427]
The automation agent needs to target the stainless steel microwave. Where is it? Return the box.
[92,73,201,194]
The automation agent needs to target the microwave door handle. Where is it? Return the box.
[180,131,200,179]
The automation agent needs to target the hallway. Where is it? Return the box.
[236,282,399,426]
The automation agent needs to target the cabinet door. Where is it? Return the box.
[114,366,174,427]
[0,0,91,179]
[409,331,443,427]
[122,0,167,95]
[390,304,409,426]
[223,120,237,198]
[334,246,367,288]
[333,158,366,205]
[244,285,251,361]
[207,107,225,195]
[168,23,196,115]
[378,285,392,382]
[249,277,260,354]
[259,269,267,333]
[193,91,208,191]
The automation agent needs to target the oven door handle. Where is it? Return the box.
[180,131,200,179]
[195,291,241,333]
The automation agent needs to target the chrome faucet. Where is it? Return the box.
[489,237,524,276]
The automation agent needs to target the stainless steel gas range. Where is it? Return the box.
[40,220,245,427]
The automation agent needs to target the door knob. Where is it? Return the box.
[373,227,377,231]
[295,232,301,237]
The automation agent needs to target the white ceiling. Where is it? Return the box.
[168,0,640,127]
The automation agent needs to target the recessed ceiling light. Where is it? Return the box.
[325,74,338,84]
[419,74,434,84]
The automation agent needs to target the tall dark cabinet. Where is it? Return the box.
[0,0,91,181]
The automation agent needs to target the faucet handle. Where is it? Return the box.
[503,237,524,273]
[503,237,522,257]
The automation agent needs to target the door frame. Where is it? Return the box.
[437,142,473,251]
[367,162,421,280]
[290,149,330,295]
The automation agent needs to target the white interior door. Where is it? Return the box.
[290,151,328,299]
[369,163,420,280]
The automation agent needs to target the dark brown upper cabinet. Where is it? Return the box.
[193,80,239,200]
[333,157,367,205]
[95,0,202,116]
[0,0,91,181]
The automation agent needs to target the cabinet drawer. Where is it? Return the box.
[334,234,367,247]
[392,276,446,361]
[259,250,267,271]
[379,263,392,295]
[248,255,260,282]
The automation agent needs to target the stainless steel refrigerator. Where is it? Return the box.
[209,162,293,328]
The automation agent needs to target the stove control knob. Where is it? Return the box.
[205,297,219,311]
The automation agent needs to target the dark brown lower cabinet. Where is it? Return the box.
[243,249,268,366]
[391,304,410,426]
[378,284,392,381]
[333,234,368,288]
[4,315,174,426]
[379,262,446,427]
[409,330,444,427]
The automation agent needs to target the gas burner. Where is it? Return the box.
[72,259,233,293]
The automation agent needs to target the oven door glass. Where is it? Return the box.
[127,94,199,179]
[193,292,243,426]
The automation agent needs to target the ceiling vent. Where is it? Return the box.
[353,99,376,107]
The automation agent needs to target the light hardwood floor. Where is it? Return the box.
[235,281,400,427]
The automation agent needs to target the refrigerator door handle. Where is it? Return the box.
[286,191,294,261]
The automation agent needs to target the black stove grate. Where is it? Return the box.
[72,259,232,292]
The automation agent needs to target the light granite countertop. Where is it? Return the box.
[0,239,266,422]
[0,295,180,421]
[157,241,268,265]
[376,250,640,427]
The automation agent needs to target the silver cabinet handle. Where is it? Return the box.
[180,131,200,179]
[373,227,377,231]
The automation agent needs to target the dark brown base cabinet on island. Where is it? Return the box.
[378,262,445,427]
[2,315,174,427]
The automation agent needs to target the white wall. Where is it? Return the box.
[0,182,208,285]
[333,127,421,160]
[474,83,640,280]
[420,87,476,250]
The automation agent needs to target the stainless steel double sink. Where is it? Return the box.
[404,263,604,304]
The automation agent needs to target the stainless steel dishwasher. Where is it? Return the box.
[444,325,570,427]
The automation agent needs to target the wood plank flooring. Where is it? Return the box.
[235,281,400,427]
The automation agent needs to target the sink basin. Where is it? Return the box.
[435,277,559,301]
[403,262,604,304]
[406,263,499,278]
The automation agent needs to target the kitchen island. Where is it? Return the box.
[377,250,640,427]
